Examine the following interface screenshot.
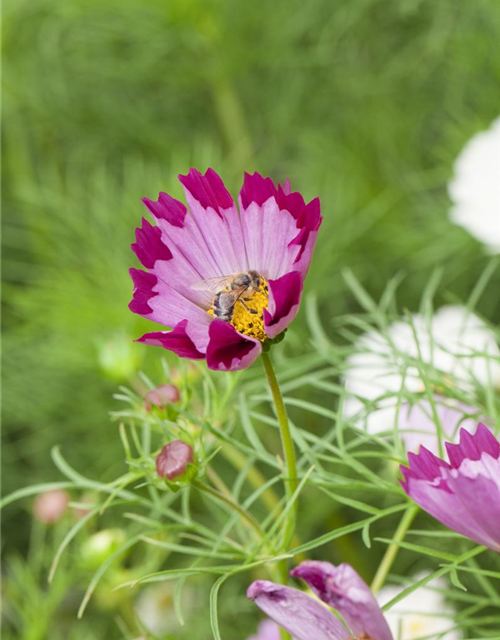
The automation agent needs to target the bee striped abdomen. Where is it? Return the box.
[213,291,235,322]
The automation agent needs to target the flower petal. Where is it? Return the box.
[239,194,300,280]
[264,272,303,339]
[129,268,210,351]
[291,561,393,640]
[247,580,348,640]
[135,321,205,360]
[179,168,247,275]
[239,173,322,280]
[288,197,322,274]
[246,620,281,640]
[129,268,157,316]
[142,192,187,226]
[448,116,500,254]
[179,167,234,213]
[400,474,497,549]
[206,320,262,371]
[400,446,451,483]
[131,217,173,269]
[446,468,500,551]
[135,202,214,308]
[240,172,278,209]
[446,423,500,468]
[146,185,239,280]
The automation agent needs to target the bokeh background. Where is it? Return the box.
[3,0,500,638]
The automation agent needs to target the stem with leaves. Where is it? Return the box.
[261,350,297,640]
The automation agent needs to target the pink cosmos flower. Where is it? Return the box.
[248,561,393,640]
[400,423,500,552]
[129,169,322,371]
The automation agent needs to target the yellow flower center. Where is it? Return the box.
[231,279,269,341]
[208,278,269,342]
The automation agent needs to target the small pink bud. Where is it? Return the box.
[145,384,181,411]
[156,440,194,481]
[33,489,69,524]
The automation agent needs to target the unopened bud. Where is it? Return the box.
[81,528,127,569]
[156,440,194,481]
[145,384,180,411]
[33,489,69,524]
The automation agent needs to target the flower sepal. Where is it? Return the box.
[161,461,198,493]
[262,329,287,353]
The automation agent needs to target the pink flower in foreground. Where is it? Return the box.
[400,423,500,552]
[33,489,69,524]
[129,169,322,371]
[248,561,393,640]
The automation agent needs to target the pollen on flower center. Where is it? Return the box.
[208,278,269,342]
[231,279,269,341]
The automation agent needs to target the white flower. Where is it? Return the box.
[448,116,500,253]
[378,575,461,640]
[343,305,499,450]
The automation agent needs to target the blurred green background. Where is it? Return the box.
[2,0,500,637]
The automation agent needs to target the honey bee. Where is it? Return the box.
[192,270,263,322]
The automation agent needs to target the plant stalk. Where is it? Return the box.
[261,350,297,640]
[261,351,298,544]
[370,504,418,594]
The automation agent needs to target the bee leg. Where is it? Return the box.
[240,299,259,314]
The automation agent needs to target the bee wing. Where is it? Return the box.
[190,275,234,293]
[219,286,247,303]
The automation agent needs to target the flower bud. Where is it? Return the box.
[81,528,127,569]
[144,384,181,411]
[156,440,194,481]
[33,489,69,524]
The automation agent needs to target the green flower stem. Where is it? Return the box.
[261,351,298,541]
[370,504,419,594]
[261,351,297,640]
[192,480,264,540]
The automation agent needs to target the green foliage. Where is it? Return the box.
[3,283,500,638]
